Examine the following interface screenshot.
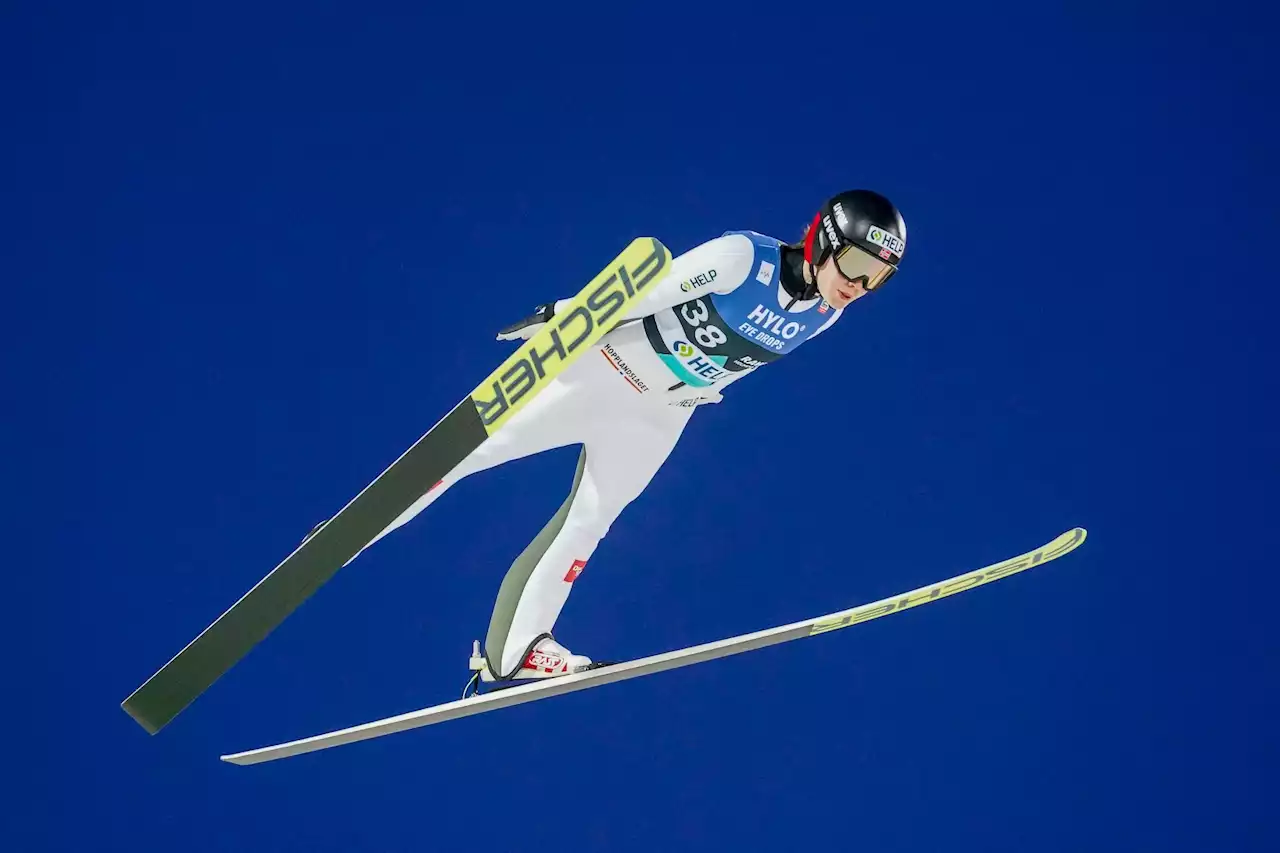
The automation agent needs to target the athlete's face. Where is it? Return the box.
[814,255,871,309]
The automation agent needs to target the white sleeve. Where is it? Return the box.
[552,233,757,323]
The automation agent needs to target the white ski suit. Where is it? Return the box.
[372,230,844,677]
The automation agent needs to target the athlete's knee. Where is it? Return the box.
[562,497,630,540]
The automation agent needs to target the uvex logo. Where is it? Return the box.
[473,239,668,428]
[822,214,841,247]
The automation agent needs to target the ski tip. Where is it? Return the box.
[1038,527,1088,564]
[1048,526,1088,556]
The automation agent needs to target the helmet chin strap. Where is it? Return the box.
[802,260,820,302]
[782,261,820,311]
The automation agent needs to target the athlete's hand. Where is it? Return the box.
[496,303,556,342]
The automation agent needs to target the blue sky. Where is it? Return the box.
[7,3,1277,851]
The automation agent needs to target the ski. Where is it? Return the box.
[121,237,672,735]
[221,527,1087,765]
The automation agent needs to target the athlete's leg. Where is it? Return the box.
[359,377,586,552]
[485,403,696,676]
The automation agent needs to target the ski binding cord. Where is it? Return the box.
[461,640,487,699]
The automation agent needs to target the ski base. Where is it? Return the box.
[221,527,1087,765]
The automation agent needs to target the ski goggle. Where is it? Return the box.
[833,244,896,291]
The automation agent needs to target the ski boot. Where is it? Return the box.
[462,635,596,698]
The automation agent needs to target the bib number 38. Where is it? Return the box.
[680,299,727,349]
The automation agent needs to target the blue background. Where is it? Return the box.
[7,2,1277,851]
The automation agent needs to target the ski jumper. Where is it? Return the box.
[368,231,845,677]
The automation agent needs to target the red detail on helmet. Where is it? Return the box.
[879,248,892,260]
[803,212,822,264]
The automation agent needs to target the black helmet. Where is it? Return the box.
[802,190,907,294]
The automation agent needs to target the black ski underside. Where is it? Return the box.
[121,400,488,734]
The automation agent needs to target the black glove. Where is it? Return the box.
[496,303,556,342]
